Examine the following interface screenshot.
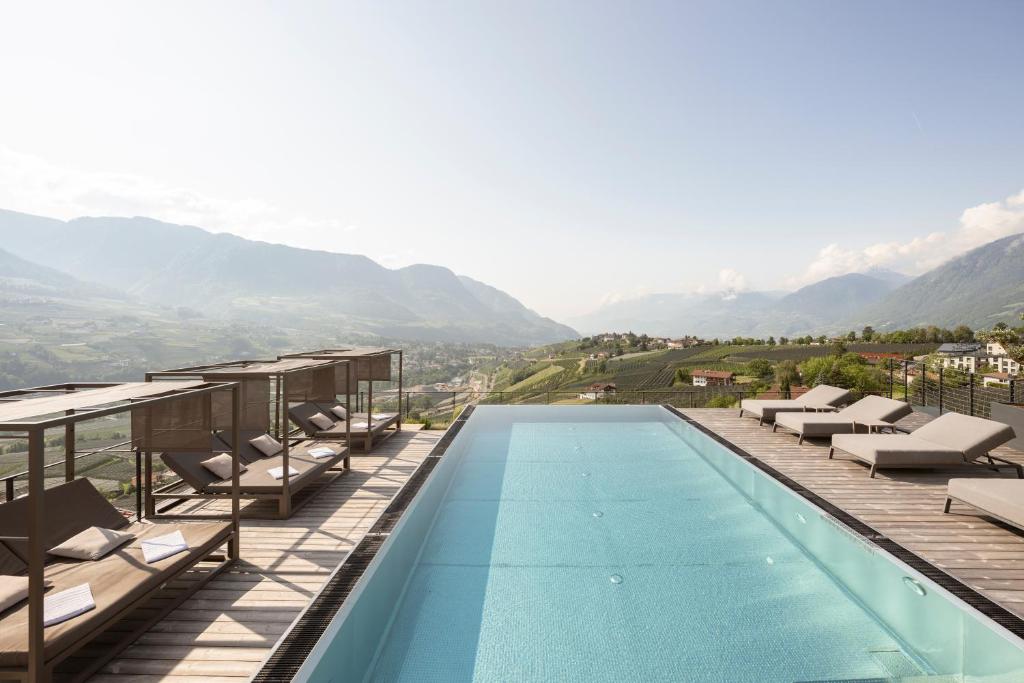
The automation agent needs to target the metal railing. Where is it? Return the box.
[891,360,1018,419]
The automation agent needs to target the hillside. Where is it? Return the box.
[0,209,576,345]
[846,233,1024,330]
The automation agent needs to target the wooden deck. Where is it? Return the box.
[681,408,1024,620]
[89,428,440,683]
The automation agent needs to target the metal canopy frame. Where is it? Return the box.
[0,381,242,683]
[146,358,352,516]
[279,348,403,451]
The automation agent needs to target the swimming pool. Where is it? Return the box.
[295,405,1024,682]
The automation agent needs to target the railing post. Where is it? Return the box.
[903,361,909,403]
[641,391,646,405]
[888,362,894,399]
[5,478,13,502]
[1011,379,1016,405]
[938,367,944,414]
[969,373,975,416]
[451,392,457,423]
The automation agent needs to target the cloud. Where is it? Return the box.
[789,188,1024,286]
[718,268,747,292]
[0,146,351,248]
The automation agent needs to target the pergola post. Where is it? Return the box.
[280,372,291,519]
[397,350,404,431]
[27,426,46,683]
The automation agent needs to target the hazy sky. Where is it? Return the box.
[2,1,1023,322]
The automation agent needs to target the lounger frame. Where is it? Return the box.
[943,494,1024,533]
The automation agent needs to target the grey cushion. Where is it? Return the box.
[776,396,912,437]
[948,479,1024,528]
[832,433,964,467]
[912,412,1016,460]
[797,385,853,408]
[48,527,134,561]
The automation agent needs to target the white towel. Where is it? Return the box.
[351,421,369,429]
[371,413,395,420]
[43,583,95,627]
[141,530,189,564]
[268,465,300,480]
[307,447,335,459]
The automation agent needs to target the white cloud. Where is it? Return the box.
[0,146,352,248]
[718,268,748,292]
[789,188,1024,286]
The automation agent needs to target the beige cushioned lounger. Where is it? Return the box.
[944,479,1024,529]
[830,412,1019,478]
[739,385,852,425]
[774,395,913,443]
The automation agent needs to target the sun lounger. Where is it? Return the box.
[739,385,852,425]
[829,412,1021,478]
[290,401,399,451]
[159,429,349,518]
[0,478,233,675]
[773,395,913,444]
[943,479,1024,530]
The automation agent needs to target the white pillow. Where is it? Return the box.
[0,576,29,613]
[201,453,245,480]
[330,405,348,420]
[309,412,335,430]
[48,527,134,561]
[249,434,282,457]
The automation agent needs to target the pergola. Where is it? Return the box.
[146,358,352,515]
[279,348,403,450]
[0,381,241,681]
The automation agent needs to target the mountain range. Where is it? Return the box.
[0,209,576,345]
[567,238,1024,337]
[2,207,1022,343]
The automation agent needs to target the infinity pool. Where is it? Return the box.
[298,406,1024,682]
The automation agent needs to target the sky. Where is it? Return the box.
[1,1,1023,322]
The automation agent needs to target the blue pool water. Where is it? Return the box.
[299,406,1024,682]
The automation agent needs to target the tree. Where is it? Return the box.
[774,360,800,399]
[672,368,691,386]
[952,325,974,343]
[799,353,886,397]
[861,326,874,342]
[846,330,857,341]
[746,358,774,380]
[767,336,776,346]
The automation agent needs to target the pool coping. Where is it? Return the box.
[251,406,475,683]
[663,404,1024,643]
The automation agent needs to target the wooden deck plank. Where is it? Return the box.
[90,428,439,683]
[681,407,1024,620]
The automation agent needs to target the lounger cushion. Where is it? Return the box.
[200,454,244,480]
[250,434,282,457]
[0,479,129,567]
[948,479,1024,529]
[775,396,912,437]
[837,395,913,424]
[202,441,346,494]
[48,527,134,561]
[0,519,231,667]
[797,385,853,408]
[309,412,334,430]
[912,413,1016,461]
[739,400,811,421]
[832,434,964,467]
[775,411,859,437]
[330,405,347,420]
[0,576,28,614]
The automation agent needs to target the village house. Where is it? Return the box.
[692,369,734,387]
[578,382,617,400]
